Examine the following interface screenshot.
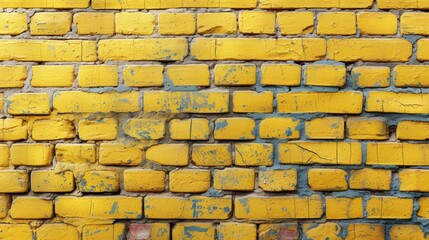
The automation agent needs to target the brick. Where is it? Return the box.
[0,118,27,141]
[317,12,356,35]
[390,225,428,240]
[169,118,210,140]
[55,144,96,164]
[115,12,155,35]
[378,0,429,9]
[0,13,27,35]
[418,39,429,61]
[367,91,429,114]
[169,169,210,193]
[397,121,429,140]
[326,197,363,219]
[279,142,362,165]
[358,12,397,35]
[78,65,118,87]
[82,224,125,240]
[99,143,143,166]
[395,65,429,87]
[235,195,323,219]
[350,168,391,190]
[308,168,348,191]
[31,170,74,193]
[54,91,140,113]
[399,169,429,192]
[347,117,388,140]
[302,223,342,240]
[145,0,257,9]
[214,168,255,191]
[0,171,28,193]
[260,64,301,86]
[278,12,314,35]
[78,118,117,140]
[214,118,256,140]
[0,225,32,239]
[260,117,300,139]
[37,224,79,240]
[197,13,237,34]
[173,223,215,240]
[144,196,232,219]
[99,38,188,61]
[367,196,413,219]
[123,65,163,87]
[10,197,53,219]
[305,117,344,139]
[158,13,195,35]
[191,144,232,166]
[327,38,412,62]
[129,223,170,240]
[32,119,75,140]
[0,66,26,88]
[0,195,9,218]
[165,64,210,86]
[30,12,71,36]
[259,223,299,240]
[214,64,256,86]
[146,144,189,166]
[124,169,165,192]
[55,196,142,219]
[351,66,390,88]
[0,0,89,8]
[7,93,50,115]
[32,65,74,87]
[92,0,144,9]
[239,11,275,34]
[0,40,96,61]
[259,169,297,192]
[418,197,429,218]
[346,224,385,240]
[259,0,373,8]
[234,143,273,166]
[233,91,273,113]
[74,13,114,35]
[366,143,429,165]
[79,171,119,193]
[304,64,346,87]
[192,38,326,61]
[217,223,256,240]
[11,144,53,166]
[0,145,8,167]
[123,118,165,140]
[278,91,363,114]
[401,13,429,35]
[144,91,229,113]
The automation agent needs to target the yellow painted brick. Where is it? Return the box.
[0,145,8,167]
[30,12,71,36]
[37,224,79,240]
[260,0,373,8]
[123,65,163,87]
[0,94,4,112]
[55,196,142,219]
[78,65,118,87]
[347,117,388,140]
[166,64,210,86]
[145,0,257,9]
[239,11,275,34]
[79,171,119,193]
[191,144,232,166]
[235,195,323,220]
[0,0,89,8]
[259,223,298,240]
[10,197,53,219]
[0,195,10,218]
[197,13,237,34]
[74,12,114,35]
[32,119,75,140]
[7,93,50,115]
[390,225,428,240]
[217,223,256,240]
[54,91,139,113]
[214,168,255,191]
[260,117,300,139]
[358,12,397,35]
[350,168,391,190]
[92,0,143,9]
[401,13,429,35]
[214,118,256,140]
[278,12,314,35]
[82,224,125,240]
[259,169,297,192]
[418,197,429,218]
[124,169,165,192]
[192,38,326,61]
[260,64,301,86]
[158,13,195,35]
[0,40,96,62]
[326,197,363,219]
[367,91,429,114]
[0,13,27,35]
[346,224,385,240]
[0,224,32,239]
[302,223,342,240]
[305,64,346,87]
[32,65,74,87]
[0,66,26,88]
[169,118,210,140]
[0,118,27,141]
[397,121,429,140]
[306,117,344,140]
[55,144,96,164]
[99,143,142,166]
[146,144,189,166]
[418,39,429,61]
[11,143,53,166]
[399,169,429,192]
[31,170,74,193]
[144,91,229,113]
[308,168,348,191]
[78,118,117,140]
[173,223,215,240]
[395,65,429,87]
[123,118,165,140]
[317,12,356,35]
[214,64,256,86]
[99,38,188,61]
[351,66,390,88]
[279,142,362,165]
[115,12,155,35]
[366,143,429,165]
[169,169,210,193]
[234,143,273,166]
[278,91,363,114]
[233,91,273,113]
[0,170,28,193]
[144,196,232,219]
[378,0,429,9]
[367,196,413,219]
[327,38,412,62]
[129,223,170,240]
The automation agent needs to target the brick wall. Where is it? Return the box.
[0,0,428,239]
